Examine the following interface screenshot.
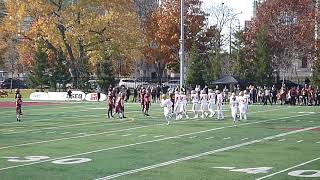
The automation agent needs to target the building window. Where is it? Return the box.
[301,57,307,68]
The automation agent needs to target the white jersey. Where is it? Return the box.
[230,96,239,108]
[191,94,199,103]
[200,94,208,104]
[208,93,216,103]
[175,94,181,104]
[217,94,223,105]
[180,94,187,105]
[161,99,173,115]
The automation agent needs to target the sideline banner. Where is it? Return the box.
[29,92,49,101]
[30,91,86,101]
[85,93,107,102]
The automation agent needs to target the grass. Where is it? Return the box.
[0,102,319,180]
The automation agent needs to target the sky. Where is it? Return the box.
[201,0,254,27]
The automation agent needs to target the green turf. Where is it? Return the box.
[0,102,319,180]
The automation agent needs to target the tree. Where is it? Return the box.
[48,50,71,91]
[186,44,205,87]
[144,0,207,83]
[27,39,49,90]
[254,26,273,86]
[96,50,115,91]
[1,0,144,88]
[245,0,314,78]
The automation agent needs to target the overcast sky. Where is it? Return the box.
[201,0,254,27]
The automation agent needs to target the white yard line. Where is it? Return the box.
[0,115,317,172]
[316,141,320,144]
[205,137,215,140]
[122,134,132,137]
[256,157,320,180]
[0,113,312,150]
[223,137,231,140]
[278,139,286,142]
[154,135,165,138]
[138,134,147,137]
[241,138,249,141]
[95,125,320,180]
[297,140,304,143]
[189,136,197,139]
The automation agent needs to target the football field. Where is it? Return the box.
[0,102,319,180]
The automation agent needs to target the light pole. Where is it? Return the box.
[179,0,185,92]
[315,0,319,69]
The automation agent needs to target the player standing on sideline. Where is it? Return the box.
[16,94,22,122]
[67,88,72,101]
[179,91,189,119]
[238,91,248,120]
[190,90,199,118]
[208,89,216,117]
[140,88,146,113]
[244,90,250,116]
[143,90,151,116]
[230,92,238,126]
[115,92,125,119]
[160,94,173,125]
[96,85,101,102]
[216,90,224,120]
[107,92,114,119]
[174,91,182,120]
[200,90,208,118]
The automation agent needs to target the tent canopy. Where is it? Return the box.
[211,75,247,85]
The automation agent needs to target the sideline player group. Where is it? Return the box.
[160,89,250,125]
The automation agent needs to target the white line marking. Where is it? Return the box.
[189,136,197,139]
[316,141,320,144]
[211,167,235,170]
[223,137,231,140]
[241,138,249,141]
[95,126,320,180]
[154,135,165,138]
[122,134,132,137]
[0,113,313,150]
[309,121,314,123]
[47,131,56,134]
[278,139,286,142]
[297,140,304,143]
[31,131,42,134]
[256,157,320,180]
[205,137,215,140]
[61,132,71,135]
[138,134,147,137]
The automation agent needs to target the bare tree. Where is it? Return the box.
[4,38,19,91]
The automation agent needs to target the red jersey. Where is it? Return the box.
[144,93,150,105]
[16,98,22,107]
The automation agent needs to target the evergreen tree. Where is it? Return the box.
[254,26,273,86]
[49,50,71,91]
[97,50,115,91]
[186,44,205,87]
[78,59,90,92]
[27,39,49,90]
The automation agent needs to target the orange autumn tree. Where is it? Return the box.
[144,0,207,82]
[245,0,314,77]
[0,0,144,88]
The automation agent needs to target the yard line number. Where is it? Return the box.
[212,166,320,178]
[2,156,91,165]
